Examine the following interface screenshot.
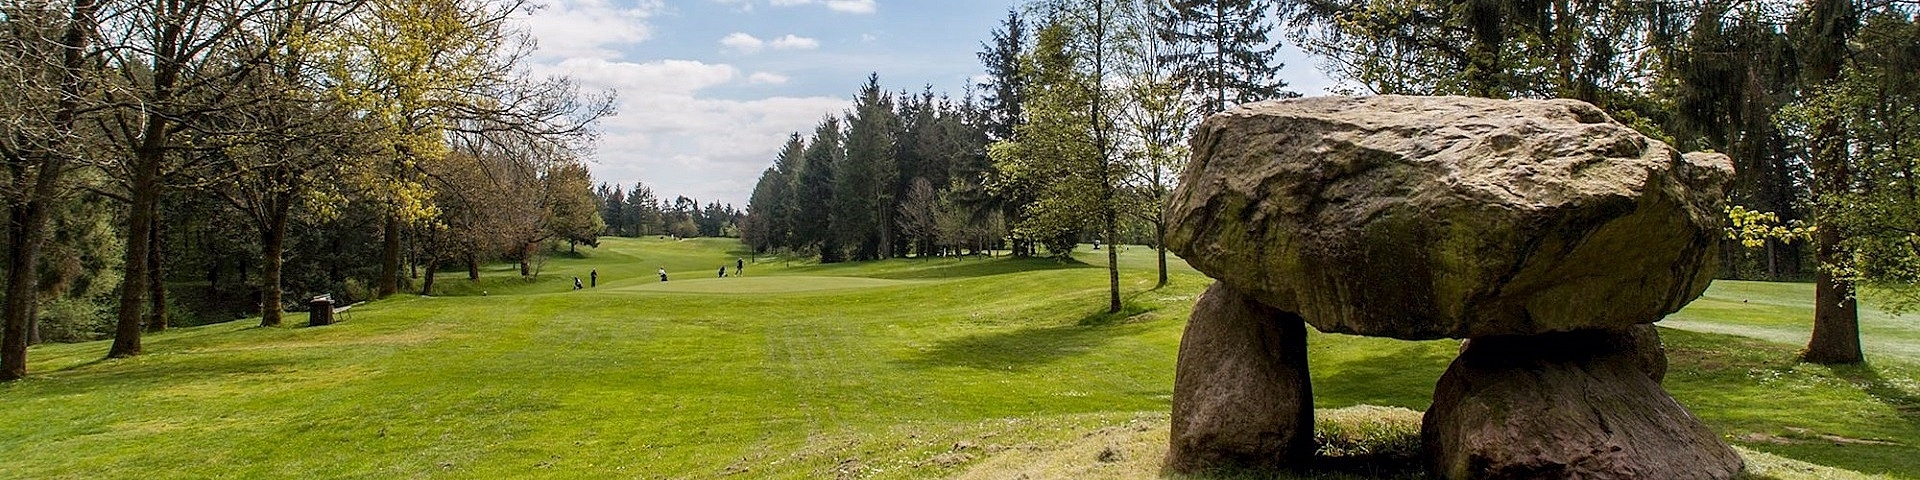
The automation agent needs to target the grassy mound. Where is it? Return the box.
[2,236,1916,479]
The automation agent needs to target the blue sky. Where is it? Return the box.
[518,0,1335,207]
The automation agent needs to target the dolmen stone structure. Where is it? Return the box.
[1162,95,1742,479]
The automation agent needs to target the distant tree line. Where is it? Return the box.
[1,0,612,380]
[594,182,745,239]
[740,75,1005,263]
[742,0,1294,313]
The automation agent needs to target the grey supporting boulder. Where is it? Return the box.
[1167,281,1314,473]
[1424,329,1740,480]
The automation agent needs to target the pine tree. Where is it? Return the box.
[978,9,1029,142]
[836,74,899,261]
[794,117,844,262]
[1157,0,1291,115]
[765,134,805,250]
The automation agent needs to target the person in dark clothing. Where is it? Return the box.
[735,258,744,276]
[658,267,668,282]
[590,269,598,287]
[573,277,583,290]
[718,266,726,278]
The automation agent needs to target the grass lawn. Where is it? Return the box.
[2,237,1917,479]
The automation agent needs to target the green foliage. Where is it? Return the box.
[990,20,1102,257]
[543,162,604,247]
[31,296,112,343]
[1155,0,1292,115]
[793,117,844,260]
[835,74,900,260]
[978,9,1028,142]
[1289,0,1658,107]
[1773,8,1920,313]
[1727,206,1815,248]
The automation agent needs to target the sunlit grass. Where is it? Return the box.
[0,237,1915,478]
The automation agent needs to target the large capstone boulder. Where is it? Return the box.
[1167,281,1315,473]
[1164,96,1733,339]
[1423,329,1741,480]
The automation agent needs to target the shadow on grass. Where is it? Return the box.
[1830,362,1920,430]
[547,249,591,260]
[899,319,1155,372]
[1312,338,1458,410]
[866,256,1099,280]
[22,351,307,398]
[1077,302,1155,326]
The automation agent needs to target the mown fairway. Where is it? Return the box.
[2,237,1918,479]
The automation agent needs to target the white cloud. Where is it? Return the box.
[721,33,820,54]
[522,0,663,60]
[720,32,766,53]
[517,1,865,206]
[545,58,740,95]
[530,56,845,205]
[769,34,819,50]
[770,0,876,14]
[747,72,790,84]
[587,94,847,206]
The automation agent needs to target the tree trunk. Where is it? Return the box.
[420,259,439,296]
[3,203,53,380]
[1807,258,1862,364]
[110,149,162,359]
[519,249,531,276]
[146,213,168,332]
[1093,1,1120,315]
[1802,0,1862,365]
[1156,220,1170,288]
[377,213,401,298]
[4,0,99,380]
[258,207,288,327]
[879,205,893,260]
[26,303,41,346]
[465,254,480,281]
[1106,217,1121,314]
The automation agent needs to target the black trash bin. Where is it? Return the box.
[309,294,334,327]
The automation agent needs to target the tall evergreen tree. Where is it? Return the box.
[978,9,1029,142]
[836,74,900,261]
[1656,3,1804,281]
[744,167,782,252]
[763,134,805,250]
[1158,0,1292,115]
[794,117,844,262]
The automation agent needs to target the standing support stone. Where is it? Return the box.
[1168,281,1314,473]
[1423,329,1741,480]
